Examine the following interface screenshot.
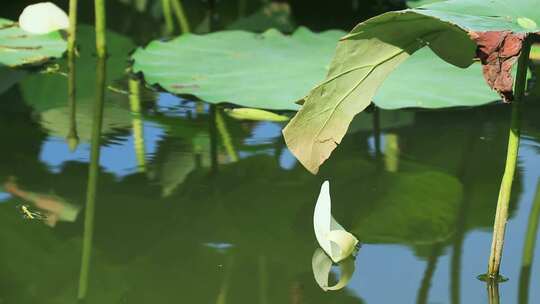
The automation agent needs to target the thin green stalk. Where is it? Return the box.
[486,39,532,279]
[171,0,191,34]
[161,0,174,35]
[518,181,540,304]
[129,78,146,172]
[66,45,79,151]
[68,0,78,55]
[78,58,107,300]
[94,0,107,57]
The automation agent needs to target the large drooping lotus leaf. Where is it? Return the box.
[131,27,344,110]
[283,0,540,173]
[0,18,66,66]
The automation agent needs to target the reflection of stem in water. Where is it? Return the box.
[129,78,146,172]
[215,109,238,162]
[171,0,191,34]
[451,123,479,304]
[94,0,107,57]
[78,58,107,300]
[66,38,79,151]
[487,39,532,279]
[372,107,381,157]
[68,0,78,55]
[216,255,234,304]
[487,281,500,304]
[209,105,219,174]
[290,282,303,304]
[451,199,468,304]
[416,244,442,304]
[161,0,174,35]
[384,133,399,172]
[258,255,268,304]
[518,181,540,304]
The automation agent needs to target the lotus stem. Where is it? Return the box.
[129,78,146,172]
[486,38,532,279]
[518,181,540,304]
[161,0,174,35]
[94,0,107,57]
[171,0,190,34]
[68,0,77,55]
[66,43,79,151]
[78,58,107,300]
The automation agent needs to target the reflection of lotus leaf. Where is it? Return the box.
[18,25,135,141]
[40,103,133,141]
[351,170,462,244]
[323,155,462,245]
[0,18,66,66]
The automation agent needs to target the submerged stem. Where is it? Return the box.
[486,38,532,279]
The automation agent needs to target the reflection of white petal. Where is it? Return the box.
[19,2,69,34]
[311,248,356,291]
[313,181,359,263]
[312,248,332,291]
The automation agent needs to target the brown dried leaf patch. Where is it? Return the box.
[470,31,526,102]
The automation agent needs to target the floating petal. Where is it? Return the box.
[19,2,69,34]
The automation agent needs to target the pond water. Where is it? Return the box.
[1,1,540,304]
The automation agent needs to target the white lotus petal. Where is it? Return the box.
[19,2,69,34]
[314,181,332,259]
[313,181,359,263]
[311,248,356,291]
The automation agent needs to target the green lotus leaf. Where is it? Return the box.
[283,0,540,174]
[0,18,66,67]
[131,27,345,110]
